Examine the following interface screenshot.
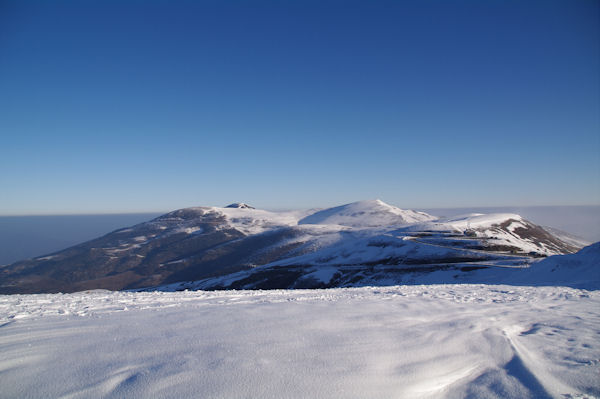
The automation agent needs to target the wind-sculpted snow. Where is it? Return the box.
[1,285,599,398]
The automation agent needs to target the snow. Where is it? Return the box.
[411,213,524,232]
[35,255,56,261]
[302,266,339,284]
[145,238,598,293]
[400,213,568,255]
[299,199,436,228]
[1,285,598,399]
[210,206,307,235]
[173,226,203,235]
[266,232,445,267]
[225,203,255,209]
[147,206,308,237]
[505,243,600,290]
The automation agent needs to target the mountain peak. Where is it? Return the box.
[299,199,435,227]
[225,203,255,209]
[354,199,387,206]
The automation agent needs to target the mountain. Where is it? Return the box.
[0,200,585,294]
[298,199,436,227]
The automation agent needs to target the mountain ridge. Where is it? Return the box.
[0,200,587,294]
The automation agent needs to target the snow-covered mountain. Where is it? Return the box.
[298,199,436,227]
[0,200,587,294]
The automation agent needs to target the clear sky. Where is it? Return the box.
[1,0,599,214]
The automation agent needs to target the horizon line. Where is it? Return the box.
[1,203,600,217]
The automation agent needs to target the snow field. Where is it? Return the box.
[1,285,599,399]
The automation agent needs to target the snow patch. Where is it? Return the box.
[35,255,56,261]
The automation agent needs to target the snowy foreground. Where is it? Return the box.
[1,285,599,399]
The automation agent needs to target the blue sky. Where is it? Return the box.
[1,0,599,214]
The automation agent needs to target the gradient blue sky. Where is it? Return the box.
[1,0,599,214]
